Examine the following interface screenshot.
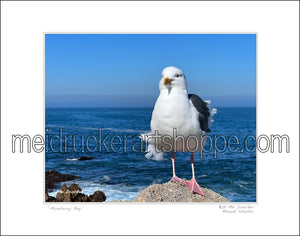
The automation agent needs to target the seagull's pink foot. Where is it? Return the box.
[183,178,204,196]
[171,176,183,183]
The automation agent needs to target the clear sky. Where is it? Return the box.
[45,34,256,107]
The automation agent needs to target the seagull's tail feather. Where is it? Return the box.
[140,133,166,161]
[145,143,166,161]
[204,100,217,128]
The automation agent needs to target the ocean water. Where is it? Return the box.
[45,107,256,202]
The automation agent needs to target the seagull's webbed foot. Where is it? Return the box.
[183,178,204,196]
[171,176,183,183]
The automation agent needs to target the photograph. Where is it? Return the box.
[45,34,256,203]
[1,1,298,235]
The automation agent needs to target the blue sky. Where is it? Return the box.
[45,34,256,107]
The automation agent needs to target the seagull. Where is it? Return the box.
[144,66,217,196]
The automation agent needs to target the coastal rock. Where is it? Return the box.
[69,183,82,198]
[55,183,106,202]
[73,193,89,202]
[133,181,229,202]
[56,184,71,202]
[45,193,57,202]
[46,169,79,190]
[88,191,106,202]
[78,156,94,161]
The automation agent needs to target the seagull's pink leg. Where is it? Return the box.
[170,151,183,183]
[183,153,204,196]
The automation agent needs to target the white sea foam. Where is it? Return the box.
[199,175,208,178]
[99,175,111,182]
[66,158,78,161]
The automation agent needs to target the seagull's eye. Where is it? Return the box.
[175,74,179,77]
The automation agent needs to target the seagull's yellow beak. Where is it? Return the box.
[163,77,173,85]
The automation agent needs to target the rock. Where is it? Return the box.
[55,184,106,202]
[56,184,71,202]
[69,183,82,199]
[78,156,94,161]
[88,191,106,202]
[46,169,79,190]
[132,181,229,202]
[45,193,57,202]
[73,193,89,202]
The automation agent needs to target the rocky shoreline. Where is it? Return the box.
[46,169,79,191]
[45,170,106,202]
[45,170,229,202]
[46,183,106,202]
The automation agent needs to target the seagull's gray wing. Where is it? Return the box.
[188,94,211,133]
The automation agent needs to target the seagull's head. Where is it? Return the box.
[159,66,187,92]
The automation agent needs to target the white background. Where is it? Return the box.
[1,1,299,235]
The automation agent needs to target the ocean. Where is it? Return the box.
[45,107,256,202]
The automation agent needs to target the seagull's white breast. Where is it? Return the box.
[150,89,202,137]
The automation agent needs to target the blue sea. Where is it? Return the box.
[45,107,256,202]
